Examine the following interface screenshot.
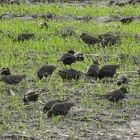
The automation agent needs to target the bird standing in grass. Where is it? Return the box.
[0,75,26,85]
[0,67,11,76]
[38,21,48,29]
[47,102,74,118]
[117,75,130,86]
[120,17,133,24]
[23,89,39,104]
[74,52,84,62]
[98,32,120,47]
[58,51,76,68]
[100,87,128,102]
[85,60,99,79]
[57,69,81,81]
[0,74,26,96]
[43,99,68,114]
[37,64,57,80]
[98,64,120,79]
[80,33,99,46]
[17,33,35,42]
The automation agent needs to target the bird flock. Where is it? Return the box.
[0,20,140,119]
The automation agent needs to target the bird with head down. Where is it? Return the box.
[100,87,129,102]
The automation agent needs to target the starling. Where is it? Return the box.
[57,69,80,81]
[0,67,11,76]
[117,75,130,85]
[58,53,76,67]
[98,64,120,79]
[38,21,48,29]
[17,33,35,42]
[23,89,39,104]
[98,32,120,47]
[85,60,99,79]
[101,87,128,102]
[80,33,99,46]
[0,75,26,84]
[120,17,133,24]
[47,102,74,117]
[43,99,68,114]
[37,64,57,80]
[74,52,84,62]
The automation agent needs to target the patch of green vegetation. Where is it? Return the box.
[0,4,140,16]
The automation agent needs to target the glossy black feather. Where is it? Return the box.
[1,75,26,84]
[47,102,74,117]
[101,87,128,102]
[98,64,120,79]
[37,64,57,79]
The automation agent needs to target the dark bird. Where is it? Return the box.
[0,67,11,76]
[117,75,130,85]
[74,52,84,62]
[17,33,35,42]
[58,52,76,67]
[37,64,57,80]
[98,32,120,47]
[85,60,99,79]
[0,75,26,84]
[43,99,68,114]
[57,69,81,81]
[98,64,120,79]
[38,21,48,29]
[120,17,133,24]
[47,102,74,117]
[23,89,39,104]
[80,33,99,46]
[137,68,140,76]
[100,87,128,102]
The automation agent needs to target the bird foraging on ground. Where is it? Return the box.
[23,89,39,104]
[0,74,26,96]
[100,87,128,102]
[0,75,26,84]
[74,52,84,62]
[57,69,81,81]
[43,99,68,114]
[58,51,76,67]
[80,33,99,46]
[117,75,130,85]
[38,21,48,29]
[98,32,120,47]
[120,17,133,24]
[37,64,57,80]
[85,60,99,79]
[47,102,74,118]
[17,33,35,42]
[0,67,11,76]
[98,64,120,79]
